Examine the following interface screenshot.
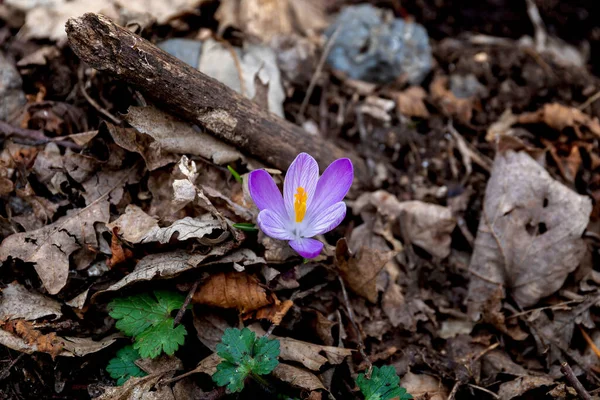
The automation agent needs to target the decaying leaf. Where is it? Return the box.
[0,201,109,294]
[107,204,226,245]
[401,372,448,400]
[353,191,456,258]
[382,282,434,331]
[497,375,555,400]
[125,106,242,165]
[96,245,264,295]
[396,86,430,118]
[252,299,294,325]
[193,310,232,351]
[336,238,396,303]
[192,272,275,313]
[216,0,327,42]
[430,75,474,124]
[1,320,63,358]
[249,324,352,371]
[467,151,591,321]
[0,281,62,321]
[517,103,600,138]
[271,363,326,391]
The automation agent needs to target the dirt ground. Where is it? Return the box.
[1,0,600,399]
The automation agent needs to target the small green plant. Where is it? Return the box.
[356,365,412,400]
[232,222,258,232]
[108,290,187,359]
[227,165,243,184]
[106,345,147,385]
[212,327,280,393]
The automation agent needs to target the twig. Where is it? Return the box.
[447,381,461,400]
[561,362,592,400]
[579,91,600,111]
[467,384,499,399]
[0,353,25,380]
[0,120,82,150]
[173,280,200,327]
[337,275,371,375]
[78,65,122,125]
[298,25,341,118]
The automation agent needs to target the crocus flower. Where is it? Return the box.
[248,153,353,259]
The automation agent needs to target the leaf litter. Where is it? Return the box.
[2,1,600,399]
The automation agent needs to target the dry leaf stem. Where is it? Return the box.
[560,362,592,400]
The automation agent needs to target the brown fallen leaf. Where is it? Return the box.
[192,310,232,351]
[251,299,294,325]
[193,272,275,313]
[2,320,63,358]
[249,324,352,371]
[0,281,62,321]
[107,204,226,245]
[382,282,434,331]
[518,103,600,138]
[106,228,134,268]
[335,238,395,303]
[0,201,109,294]
[497,375,555,400]
[353,191,456,258]
[430,75,474,124]
[395,86,430,118]
[271,363,325,391]
[467,151,591,322]
[401,372,448,400]
[216,0,327,42]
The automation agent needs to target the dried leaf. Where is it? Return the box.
[192,310,232,352]
[430,75,474,124]
[401,372,448,400]
[0,282,62,321]
[192,272,275,313]
[468,151,591,322]
[252,299,294,325]
[382,282,433,331]
[0,201,109,294]
[518,103,600,138]
[498,376,555,400]
[107,205,226,245]
[216,0,327,42]
[125,106,242,165]
[249,324,352,371]
[396,86,430,118]
[336,238,395,303]
[271,363,326,391]
[2,320,63,358]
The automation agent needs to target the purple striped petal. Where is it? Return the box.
[257,209,293,240]
[303,201,346,237]
[289,237,323,259]
[283,153,319,220]
[308,158,353,219]
[248,169,287,219]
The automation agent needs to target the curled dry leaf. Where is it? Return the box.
[96,245,263,295]
[396,86,430,118]
[497,375,555,400]
[467,151,591,322]
[0,282,62,321]
[271,363,326,392]
[517,103,600,138]
[251,299,294,325]
[216,0,327,42]
[0,201,109,294]
[353,191,456,258]
[107,204,227,245]
[1,320,63,358]
[125,106,242,165]
[250,324,352,371]
[430,75,474,124]
[192,272,275,313]
[335,238,395,303]
[401,372,448,400]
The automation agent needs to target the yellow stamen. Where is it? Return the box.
[294,187,307,223]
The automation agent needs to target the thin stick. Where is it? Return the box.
[561,362,592,400]
[0,120,82,150]
[298,25,341,118]
[447,381,460,400]
[467,384,499,399]
[337,275,371,375]
[78,66,122,125]
[173,279,200,327]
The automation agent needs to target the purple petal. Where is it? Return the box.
[283,153,319,220]
[308,158,353,219]
[248,169,287,219]
[257,209,293,240]
[304,201,346,237]
[289,237,323,259]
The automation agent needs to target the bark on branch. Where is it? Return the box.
[65,13,368,183]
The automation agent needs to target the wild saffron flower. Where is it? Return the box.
[248,153,353,259]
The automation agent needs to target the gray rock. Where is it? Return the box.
[325,4,432,84]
